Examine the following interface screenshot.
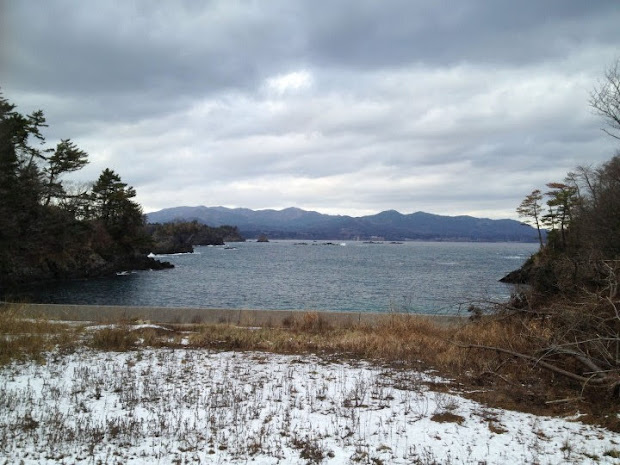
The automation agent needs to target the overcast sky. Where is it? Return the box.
[1,1,619,219]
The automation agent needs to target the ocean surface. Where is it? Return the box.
[9,240,536,315]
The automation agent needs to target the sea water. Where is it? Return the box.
[9,240,536,314]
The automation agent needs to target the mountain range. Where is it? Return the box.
[146,206,540,242]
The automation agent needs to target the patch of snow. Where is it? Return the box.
[0,349,617,464]
[83,323,171,332]
[129,324,172,331]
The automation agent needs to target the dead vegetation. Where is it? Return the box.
[2,302,618,430]
[0,304,80,365]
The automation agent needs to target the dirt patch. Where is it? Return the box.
[430,412,464,424]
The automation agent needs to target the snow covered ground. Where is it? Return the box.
[1,348,618,464]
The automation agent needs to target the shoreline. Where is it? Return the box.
[2,302,466,328]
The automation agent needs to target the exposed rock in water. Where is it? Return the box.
[499,257,534,284]
[1,250,173,288]
[115,254,174,272]
[499,268,529,284]
[257,234,269,242]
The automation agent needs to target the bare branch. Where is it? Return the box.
[590,58,620,140]
[458,343,618,387]
[545,346,606,377]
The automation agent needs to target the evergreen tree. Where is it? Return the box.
[516,189,544,248]
[0,91,169,286]
[91,168,148,252]
[43,139,88,206]
[0,94,45,256]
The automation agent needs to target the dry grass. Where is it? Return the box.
[89,326,139,351]
[0,304,80,365]
[2,303,618,428]
[187,313,454,365]
[189,313,528,372]
[185,312,620,427]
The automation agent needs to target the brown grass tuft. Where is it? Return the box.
[89,326,138,351]
[0,303,79,365]
[282,311,332,333]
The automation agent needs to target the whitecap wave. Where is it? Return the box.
[149,251,201,257]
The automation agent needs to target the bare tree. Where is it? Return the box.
[590,58,620,140]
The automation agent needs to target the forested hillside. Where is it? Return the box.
[147,206,541,242]
[0,93,171,288]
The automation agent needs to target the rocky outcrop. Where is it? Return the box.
[145,222,244,254]
[113,254,174,273]
[1,249,173,288]
[150,242,194,255]
[499,267,530,284]
[499,256,535,284]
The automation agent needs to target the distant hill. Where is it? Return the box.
[147,206,541,242]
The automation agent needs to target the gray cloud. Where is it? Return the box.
[1,0,619,219]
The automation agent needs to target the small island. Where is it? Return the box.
[147,222,245,254]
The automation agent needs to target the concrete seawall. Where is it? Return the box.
[3,302,466,328]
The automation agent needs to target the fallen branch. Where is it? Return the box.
[545,346,607,378]
[458,343,619,389]
[544,397,583,405]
